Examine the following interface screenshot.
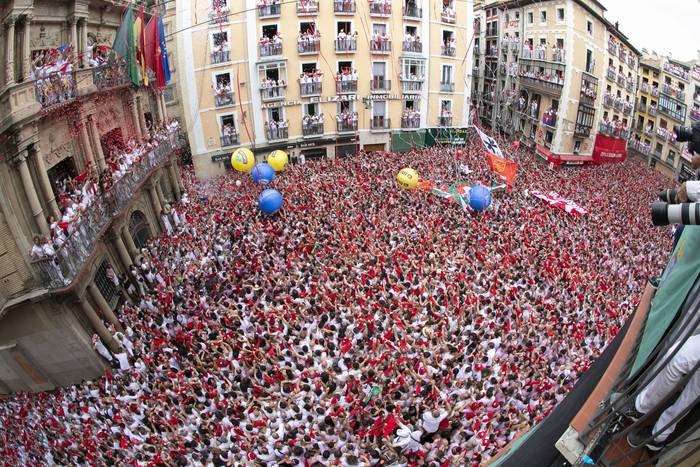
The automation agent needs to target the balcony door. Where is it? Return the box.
[128,210,152,250]
[441,64,453,84]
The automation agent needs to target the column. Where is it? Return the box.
[78,120,95,167]
[5,17,16,86]
[156,179,166,207]
[121,225,139,259]
[69,17,78,61]
[16,150,49,236]
[87,283,123,332]
[31,143,61,221]
[136,96,148,137]
[22,15,31,82]
[130,95,143,138]
[80,18,88,68]
[154,92,164,125]
[113,233,133,270]
[88,116,106,172]
[148,184,163,230]
[160,92,169,122]
[80,299,121,354]
[168,163,181,201]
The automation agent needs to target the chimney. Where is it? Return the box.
[614,21,619,30]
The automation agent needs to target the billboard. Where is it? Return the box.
[592,134,627,165]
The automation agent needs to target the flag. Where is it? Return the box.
[144,15,166,88]
[474,125,519,186]
[112,5,140,87]
[530,191,588,216]
[133,8,148,87]
[486,152,519,187]
[157,15,171,84]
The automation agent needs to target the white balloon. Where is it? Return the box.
[235,180,242,187]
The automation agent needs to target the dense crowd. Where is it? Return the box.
[2,137,672,466]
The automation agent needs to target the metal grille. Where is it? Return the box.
[94,260,118,307]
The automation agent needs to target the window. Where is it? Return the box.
[372,23,387,35]
[300,21,316,34]
[373,100,387,118]
[585,50,594,74]
[574,140,581,154]
[545,130,553,146]
[372,61,387,78]
[338,100,354,113]
[557,7,564,22]
[212,31,228,48]
[95,260,119,306]
[163,85,176,104]
[540,10,547,24]
[401,58,425,79]
[337,21,352,34]
[268,107,283,122]
[262,25,278,39]
[442,30,454,43]
[338,60,353,73]
[586,20,593,35]
[441,64,453,83]
[527,11,533,24]
[214,71,231,87]
[302,62,316,74]
[220,114,235,131]
[304,102,319,116]
[405,25,417,36]
[258,62,286,81]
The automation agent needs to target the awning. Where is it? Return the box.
[537,146,593,166]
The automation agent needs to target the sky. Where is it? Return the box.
[602,0,700,63]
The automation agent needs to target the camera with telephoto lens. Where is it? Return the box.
[651,202,700,226]
[658,188,679,204]
[674,122,700,155]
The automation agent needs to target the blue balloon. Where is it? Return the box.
[251,163,275,185]
[469,185,492,212]
[258,189,283,214]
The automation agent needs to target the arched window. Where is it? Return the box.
[128,211,151,250]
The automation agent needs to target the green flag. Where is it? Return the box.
[112,5,140,87]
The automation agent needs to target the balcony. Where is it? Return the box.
[296,0,319,15]
[623,102,633,115]
[259,42,283,58]
[31,137,182,289]
[599,122,629,139]
[208,9,230,25]
[298,40,320,55]
[299,80,322,96]
[337,118,358,133]
[302,121,324,137]
[370,116,391,131]
[220,131,239,147]
[258,3,282,18]
[439,7,456,23]
[522,48,532,59]
[334,0,356,14]
[602,94,612,108]
[643,126,653,136]
[637,102,647,113]
[370,40,391,54]
[574,123,592,138]
[92,61,129,90]
[402,40,422,54]
[617,74,625,87]
[662,82,686,100]
[626,79,635,93]
[608,41,617,55]
[401,115,421,129]
[211,50,231,64]
[440,81,455,93]
[691,108,700,121]
[441,44,456,57]
[403,4,421,19]
[659,102,686,122]
[439,116,453,127]
[260,84,286,102]
[266,124,289,141]
[214,90,234,107]
[35,71,77,109]
[335,38,357,53]
[551,49,565,63]
[648,106,657,116]
[641,82,649,94]
[336,79,358,94]
[370,77,391,92]
[369,1,391,16]
[663,61,690,81]
[518,60,565,96]
[542,113,557,128]
[605,67,615,82]
[651,86,659,97]
[401,79,423,93]
[656,127,669,140]
[613,100,623,112]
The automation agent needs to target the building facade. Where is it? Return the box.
[0,0,184,392]
[175,0,473,178]
[629,55,697,180]
[472,0,641,165]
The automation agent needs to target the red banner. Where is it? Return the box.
[487,153,518,187]
[592,134,627,165]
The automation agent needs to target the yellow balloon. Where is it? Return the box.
[231,148,255,173]
[267,149,289,172]
[396,167,419,189]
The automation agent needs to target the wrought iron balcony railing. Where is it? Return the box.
[35,71,77,108]
[334,0,356,14]
[92,61,129,90]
